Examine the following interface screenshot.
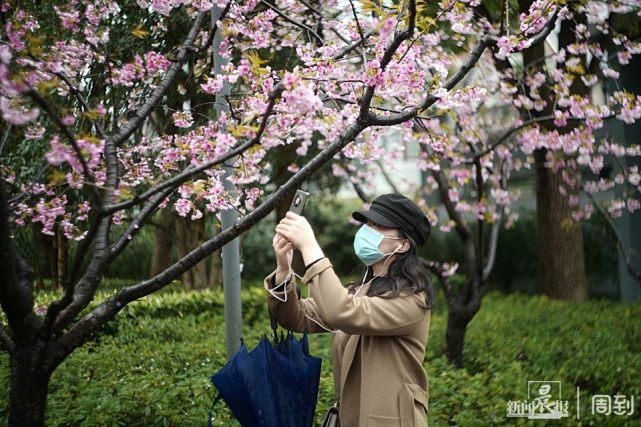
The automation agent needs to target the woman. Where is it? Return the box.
[264,193,435,427]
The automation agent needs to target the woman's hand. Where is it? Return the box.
[275,212,325,266]
[273,232,294,272]
[272,233,293,286]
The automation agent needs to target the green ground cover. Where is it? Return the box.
[1,284,639,426]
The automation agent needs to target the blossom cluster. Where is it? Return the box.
[1,0,640,243]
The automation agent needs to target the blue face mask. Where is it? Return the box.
[353,224,404,266]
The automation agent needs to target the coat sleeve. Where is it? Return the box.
[300,257,427,336]
[263,268,334,334]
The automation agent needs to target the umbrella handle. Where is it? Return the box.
[267,306,279,344]
[207,393,223,427]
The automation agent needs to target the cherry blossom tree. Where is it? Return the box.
[489,0,641,301]
[335,0,641,365]
[424,0,641,363]
[1,0,640,423]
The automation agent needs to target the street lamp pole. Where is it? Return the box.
[212,4,243,359]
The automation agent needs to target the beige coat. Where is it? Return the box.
[264,257,431,427]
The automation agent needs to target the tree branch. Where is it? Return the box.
[482,162,507,280]
[48,9,263,332]
[331,28,375,60]
[41,9,223,331]
[0,123,11,157]
[351,180,369,202]
[55,72,108,140]
[376,159,400,193]
[482,211,502,281]
[49,119,368,366]
[585,192,641,285]
[108,185,178,262]
[360,0,416,116]
[45,215,112,337]
[368,34,491,125]
[0,181,40,346]
[112,11,209,147]
[338,153,369,202]
[368,7,559,126]
[195,1,232,55]
[464,115,613,163]
[431,168,477,282]
[103,84,284,215]
[431,169,471,241]
[473,154,485,285]
[0,323,14,354]
[348,0,367,52]
[297,0,322,17]
[426,261,455,305]
[45,74,126,337]
[525,8,560,47]
[26,88,96,185]
[259,0,323,45]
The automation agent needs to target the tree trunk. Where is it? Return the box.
[149,209,175,278]
[8,349,51,427]
[56,229,67,290]
[208,249,222,287]
[191,252,208,289]
[534,149,588,300]
[444,311,469,368]
[175,217,193,289]
[444,299,481,368]
[36,226,56,290]
[175,215,209,289]
[519,3,589,301]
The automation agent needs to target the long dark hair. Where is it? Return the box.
[349,231,436,310]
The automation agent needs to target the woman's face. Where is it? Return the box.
[366,220,406,254]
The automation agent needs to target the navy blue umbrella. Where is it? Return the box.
[209,317,322,426]
[276,332,322,427]
[209,344,258,425]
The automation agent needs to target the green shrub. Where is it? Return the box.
[1,288,639,426]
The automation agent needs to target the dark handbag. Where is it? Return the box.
[321,402,340,427]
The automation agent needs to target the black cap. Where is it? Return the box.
[352,193,431,246]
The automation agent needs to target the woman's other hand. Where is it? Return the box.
[273,232,294,271]
[272,233,293,286]
[275,212,325,266]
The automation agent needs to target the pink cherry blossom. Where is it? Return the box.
[174,198,193,217]
[201,74,225,94]
[173,111,194,128]
[0,97,39,125]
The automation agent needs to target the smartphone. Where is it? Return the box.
[288,189,309,215]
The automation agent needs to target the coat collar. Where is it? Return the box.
[347,275,388,295]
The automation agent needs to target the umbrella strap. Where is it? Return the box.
[207,393,223,427]
[267,306,279,343]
